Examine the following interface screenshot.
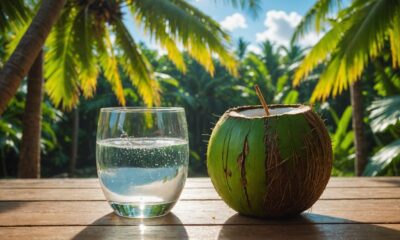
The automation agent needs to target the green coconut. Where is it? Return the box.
[207,104,332,218]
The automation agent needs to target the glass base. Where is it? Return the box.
[109,201,176,218]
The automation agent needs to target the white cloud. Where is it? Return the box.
[220,13,248,32]
[255,10,321,47]
[247,44,262,55]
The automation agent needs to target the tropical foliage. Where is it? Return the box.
[42,0,241,109]
[293,0,400,175]
[0,86,63,177]
[292,0,400,101]
[5,0,261,110]
[0,0,399,177]
[0,0,260,177]
[0,39,361,177]
[0,0,31,34]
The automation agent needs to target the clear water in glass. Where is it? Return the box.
[96,108,189,218]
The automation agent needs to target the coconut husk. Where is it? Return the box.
[207,104,333,218]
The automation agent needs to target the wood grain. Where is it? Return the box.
[0,187,399,201]
[0,178,399,239]
[1,224,400,240]
[0,177,399,189]
[0,199,399,226]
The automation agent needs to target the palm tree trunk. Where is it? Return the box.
[69,107,79,177]
[350,80,367,176]
[0,0,65,115]
[18,51,44,178]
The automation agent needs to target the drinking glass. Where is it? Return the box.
[96,107,189,218]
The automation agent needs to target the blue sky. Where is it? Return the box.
[125,0,320,54]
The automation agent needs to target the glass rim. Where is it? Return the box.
[100,107,185,113]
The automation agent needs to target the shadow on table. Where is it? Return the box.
[0,202,25,213]
[379,179,400,187]
[218,213,400,240]
[72,212,188,240]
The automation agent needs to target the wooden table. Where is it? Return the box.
[0,178,399,239]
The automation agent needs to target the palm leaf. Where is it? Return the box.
[112,17,160,106]
[276,74,289,93]
[129,0,237,76]
[309,0,400,101]
[162,37,186,73]
[220,0,261,17]
[236,38,249,60]
[45,8,80,109]
[338,0,398,78]
[96,25,126,106]
[72,6,99,99]
[293,20,350,86]
[151,19,186,73]
[332,106,353,153]
[5,20,30,59]
[327,106,340,126]
[243,53,269,77]
[292,0,342,43]
[283,90,299,104]
[155,72,180,88]
[0,0,31,33]
[4,0,34,58]
[368,95,400,132]
[389,7,400,68]
[363,139,400,176]
[373,60,400,96]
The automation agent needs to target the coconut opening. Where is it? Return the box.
[229,105,310,118]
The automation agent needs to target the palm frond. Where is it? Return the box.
[112,17,160,106]
[389,7,400,68]
[310,53,347,101]
[163,37,186,72]
[308,0,400,101]
[293,19,350,86]
[244,52,269,77]
[96,25,126,106]
[368,95,400,132]
[332,106,353,153]
[45,8,79,109]
[283,90,299,104]
[72,6,99,99]
[292,0,342,43]
[236,38,249,60]
[5,20,30,59]
[129,0,237,76]
[339,0,398,79]
[0,0,31,33]
[363,139,400,176]
[373,60,400,96]
[152,19,186,72]
[220,0,261,17]
[276,74,289,93]
[4,0,33,58]
[155,72,180,88]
